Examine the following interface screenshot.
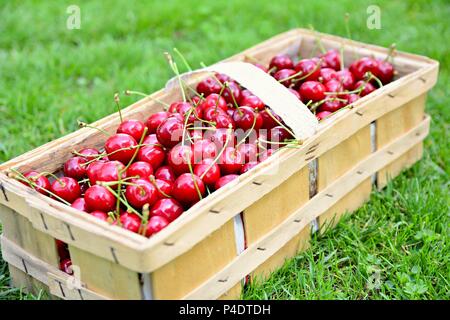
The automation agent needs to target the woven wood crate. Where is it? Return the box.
[0,28,439,300]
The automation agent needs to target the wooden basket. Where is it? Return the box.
[0,28,438,300]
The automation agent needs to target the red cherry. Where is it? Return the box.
[56,240,69,260]
[240,161,258,174]
[137,144,165,170]
[215,112,235,129]
[176,102,201,124]
[156,116,184,148]
[354,80,376,96]
[324,79,344,95]
[154,165,176,182]
[191,95,201,106]
[316,111,333,121]
[233,106,263,131]
[192,139,217,163]
[274,69,297,87]
[96,161,126,187]
[120,212,141,233]
[22,171,51,195]
[143,134,160,146]
[318,68,338,83]
[320,49,341,71]
[146,111,171,134]
[71,197,88,212]
[90,210,109,221]
[222,81,242,105]
[203,105,227,122]
[51,177,81,203]
[172,173,206,206]
[294,59,320,82]
[260,109,282,130]
[215,73,231,84]
[205,128,236,149]
[336,69,355,90]
[168,101,182,113]
[349,57,379,81]
[237,143,258,163]
[196,77,221,96]
[269,126,294,147]
[317,99,342,113]
[219,147,244,175]
[345,93,360,104]
[64,156,87,180]
[167,145,194,176]
[145,215,169,237]
[194,158,221,186]
[117,119,147,142]
[150,198,184,222]
[240,95,265,111]
[269,54,294,71]
[240,89,254,100]
[152,178,173,199]
[78,148,100,161]
[214,174,239,190]
[374,60,394,84]
[60,258,73,275]
[87,160,106,185]
[104,133,138,165]
[200,93,228,112]
[127,161,153,180]
[84,185,116,213]
[299,81,326,102]
[125,179,158,209]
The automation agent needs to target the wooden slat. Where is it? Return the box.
[183,115,430,299]
[151,219,237,300]
[376,94,427,189]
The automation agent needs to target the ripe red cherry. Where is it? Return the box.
[215,174,239,190]
[192,139,217,163]
[317,99,342,113]
[260,109,282,130]
[156,116,184,148]
[240,89,254,100]
[196,77,221,96]
[168,101,182,113]
[167,145,194,176]
[104,133,138,165]
[78,148,100,161]
[60,258,73,275]
[56,240,69,260]
[200,93,228,112]
[22,171,51,195]
[117,119,147,142]
[316,111,333,121]
[299,81,326,102]
[120,212,141,233]
[150,198,184,222]
[324,79,344,95]
[155,165,176,182]
[84,185,116,213]
[127,161,153,180]
[294,59,321,82]
[152,178,173,199]
[64,156,87,180]
[71,197,88,212]
[318,68,338,83]
[374,60,394,84]
[274,69,297,87]
[233,106,263,131]
[215,73,231,84]
[345,93,360,104]
[336,69,355,90]
[349,57,379,81]
[354,81,376,96]
[125,179,158,209]
[90,210,109,221]
[215,112,235,129]
[176,102,201,124]
[240,161,258,174]
[145,215,169,237]
[51,177,81,203]
[203,105,227,122]
[269,54,294,71]
[205,128,236,149]
[220,147,244,174]
[87,160,106,185]
[269,126,294,146]
[96,161,126,187]
[146,111,171,134]
[237,143,258,163]
[320,49,341,70]
[222,81,242,105]
[137,144,165,170]
[172,173,206,206]
[194,158,221,186]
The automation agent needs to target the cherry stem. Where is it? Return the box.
[77,121,110,137]
[267,66,277,74]
[173,48,192,71]
[309,24,326,54]
[187,153,203,202]
[39,171,64,185]
[199,125,232,180]
[114,93,123,123]
[124,90,170,108]
[384,43,397,63]
[244,55,260,64]
[149,176,172,198]
[102,184,144,219]
[236,115,257,148]
[165,52,187,102]
[181,107,193,148]
[264,108,296,139]
[122,127,149,174]
[139,204,150,236]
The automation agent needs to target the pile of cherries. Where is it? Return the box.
[13,47,394,274]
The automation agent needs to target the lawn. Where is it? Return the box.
[0,0,448,300]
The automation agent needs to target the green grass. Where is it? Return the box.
[0,0,448,300]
